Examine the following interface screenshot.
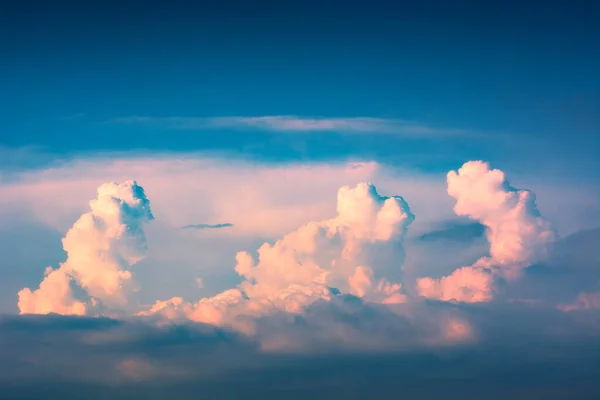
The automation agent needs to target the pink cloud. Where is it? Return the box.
[18,181,154,315]
[418,161,555,303]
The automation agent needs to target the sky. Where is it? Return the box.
[1,1,599,399]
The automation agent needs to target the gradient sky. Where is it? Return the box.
[1,0,599,174]
[1,1,599,399]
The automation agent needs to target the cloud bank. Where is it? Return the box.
[4,158,600,398]
[10,160,599,354]
[1,305,599,400]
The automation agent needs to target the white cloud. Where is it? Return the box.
[138,182,474,351]
[2,154,457,312]
[2,153,595,323]
[417,161,556,303]
[17,267,87,316]
[18,181,154,315]
[236,182,414,300]
[2,151,600,392]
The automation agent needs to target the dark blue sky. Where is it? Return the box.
[0,0,598,175]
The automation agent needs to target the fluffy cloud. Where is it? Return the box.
[235,183,414,301]
[4,157,436,314]
[417,161,555,303]
[142,183,419,341]
[16,267,87,315]
[418,265,494,303]
[18,181,154,315]
[3,153,596,313]
[3,155,600,399]
[11,158,598,356]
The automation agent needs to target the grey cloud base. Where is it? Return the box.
[1,304,599,400]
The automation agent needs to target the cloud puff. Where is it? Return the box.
[235,183,414,301]
[4,157,600,398]
[18,181,154,315]
[16,267,87,316]
[141,182,423,344]
[0,157,383,238]
[417,161,556,303]
[11,158,598,356]
[3,156,446,312]
[418,266,495,303]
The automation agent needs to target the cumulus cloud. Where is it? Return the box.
[11,158,598,357]
[4,155,600,398]
[418,266,495,303]
[417,161,556,303]
[16,267,87,316]
[3,157,435,312]
[235,183,414,301]
[18,181,154,315]
[141,182,426,346]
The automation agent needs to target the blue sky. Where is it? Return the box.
[1,0,598,176]
[1,2,599,399]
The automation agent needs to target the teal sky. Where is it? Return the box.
[1,0,598,178]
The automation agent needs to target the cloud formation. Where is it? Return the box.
[3,157,600,398]
[10,159,599,358]
[18,181,154,315]
[417,161,556,303]
[141,183,424,346]
[111,115,470,136]
[417,221,485,243]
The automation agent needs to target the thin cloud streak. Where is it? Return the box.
[181,223,234,230]
[111,115,472,136]
[417,221,486,243]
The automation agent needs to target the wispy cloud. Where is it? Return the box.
[181,223,233,230]
[417,221,486,243]
[111,115,471,136]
